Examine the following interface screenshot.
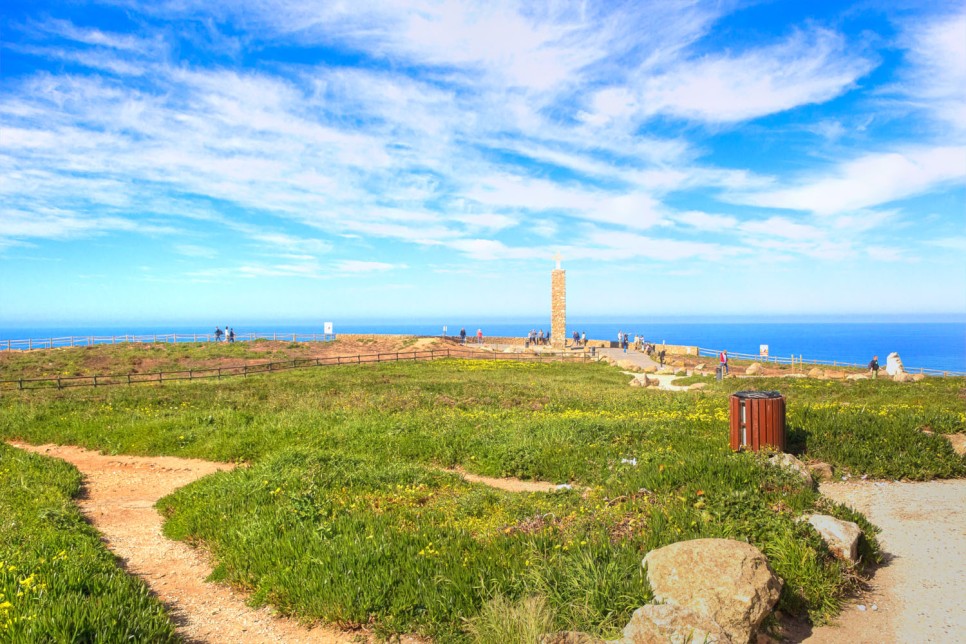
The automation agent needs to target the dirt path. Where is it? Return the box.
[10,442,421,644]
[447,467,570,493]
[789,478,966,643]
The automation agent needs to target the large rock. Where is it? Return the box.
[642,365,658,374]
[911,373,926,382]
[893,372,915,383]
[825,371,847,380]
[629,378,644,388]
[643,539,782,644]
[767,453,812,486]
[745,363,763,376]
[846,374,868,381]
[617,359,641,372]
[803,514,862,562]
[612,604,731,644]
[807,368,824,379]
[886,352,904,376]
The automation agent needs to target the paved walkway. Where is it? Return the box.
[597,347,662,370]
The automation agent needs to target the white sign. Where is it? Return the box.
[759,344,769,357]
[442,326,447,334]
[324,322,333,334]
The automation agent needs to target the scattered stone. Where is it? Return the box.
[745,363,763,376]
[642,365,658,374]
[807,368,824,379]
[767,453,812,486]
[911,373,926,382]
[616,359,641,372]
[825,370,847,380]
[541,631,603,644]
[689,383,708,391]
[783,373,808,379]
[885,352,904,376]
[857,604,867,612]
[807,461,834,481]
[893,372,915,383]
[846,374,868,381]
[945,434,966,457]
[658,367,675,375]
[611,603,731,644]
[645,375,662,388]
[803,514,862,562]
[696,363,706,370]
[643,538,782,644]
[629,378,644,388]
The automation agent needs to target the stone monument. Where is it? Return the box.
[551,252,566,347]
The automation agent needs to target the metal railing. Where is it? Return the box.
[0,349,591,392]
[697,347,964,377]
[0,332,337,351]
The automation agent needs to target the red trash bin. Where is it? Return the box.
[730,390,786,452]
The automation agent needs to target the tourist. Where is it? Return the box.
[477,328,483,345]
[214,326,223,342]
[538,329,544,345]
[228,328,235,343]
[622,333,628,354]
[460,327,466,345]
[572,330,579,347]
[720,350,729,375]
[868,355,879,379]
[659,349,666,366]
[581,331,586,347]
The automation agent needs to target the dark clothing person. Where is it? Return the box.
[228,328,235,343]
[460,328,466,345]
[214,327,223,342]
[659,349,666,366]
[868,356,879,379]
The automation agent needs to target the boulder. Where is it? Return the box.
[825,371,847,380]
[612,604,731,644]
[885,352,904,376]
[642,365,658,374]
[689,383,708,391]
[893,372,914,383]
[643,539,782,644]
[645,375,662,388]
[767,453,812,486]
[803,514,862,562]
[617,360,641,372]
[807,368,824,379]
[630,378,644,388]
[911,373,926,382]
[745,363,763,376]
[806,461,834,481]
[945,433,966,457]
[846,374,868,381]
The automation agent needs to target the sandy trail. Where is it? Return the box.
[793,477,966,643]
[10,442,418,644]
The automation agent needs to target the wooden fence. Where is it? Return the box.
[0,349,591,392]
[0,332,338,351]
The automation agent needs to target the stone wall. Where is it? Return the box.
[551,269,566,347]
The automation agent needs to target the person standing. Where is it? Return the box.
[868,355,879,379]
[477,328,483,345]
[460,327,466,345]
[719,350,729,375]
[659,348,666,366]
[581,331,586,347]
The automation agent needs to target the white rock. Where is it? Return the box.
[803,514,862,562]
[885,352,904,376]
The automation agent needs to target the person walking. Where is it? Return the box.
[214,326,223,342]
[460,327,466,345]
[659,348,666,367]
[228,328,235,343]
[868,355,879,379]
[719,350,729,375]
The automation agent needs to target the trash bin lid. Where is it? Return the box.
[732,390,782,399]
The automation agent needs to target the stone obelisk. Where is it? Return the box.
[551,252,566,347]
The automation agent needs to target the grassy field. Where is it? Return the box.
[1,345,964,641]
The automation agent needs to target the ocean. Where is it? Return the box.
[1,321,964,374]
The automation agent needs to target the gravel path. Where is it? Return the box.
[794,478,966,643]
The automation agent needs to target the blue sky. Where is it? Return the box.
[2,0,964,324]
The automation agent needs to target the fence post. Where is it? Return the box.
[19,379,23,390]
[127,374,131,385]
[274,332,277,341]
[57,377,61,389]
[93,375,97,387]
[29,338,32,350]
[113,336,116,344]
[218,368,222,379]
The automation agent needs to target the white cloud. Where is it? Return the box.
[897,11,966,134]
[673,211,738,232]
[731,146,966,215]
[333,260,402,273]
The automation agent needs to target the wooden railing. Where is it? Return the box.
[0,349,591,392]
[0,332,338,351]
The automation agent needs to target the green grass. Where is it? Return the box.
[0,443,177,640]
[1,357,963,641]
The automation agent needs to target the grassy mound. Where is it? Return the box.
[0,443,176,640]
